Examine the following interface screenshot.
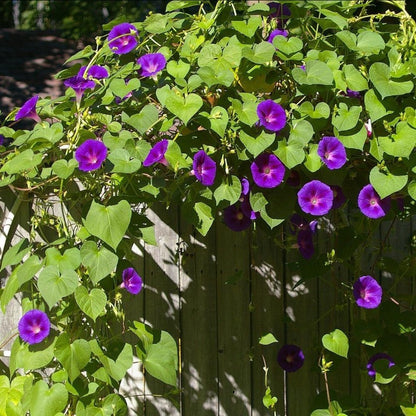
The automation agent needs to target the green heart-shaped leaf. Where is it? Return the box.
[109,78,140,99]
[240,131,275,157]
[167,60,190,79]
[370,166,408,199]
[200,106,229,137]
[165,90,203,125]
[29,380,68,416]
[292,60,334,86]
[84,200,131,250]
[45,247,81,273]
[231,16,262,38]
[75,286,107,321]
[322,329,349,358]
[123,104,159,135]
[213,175,242,205]
[275,140,305,168]
[52,159,78,179]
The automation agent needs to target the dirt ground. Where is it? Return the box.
[0,29,78,121]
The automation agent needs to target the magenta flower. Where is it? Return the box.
[78,65,109,80]
[367,353,395,378]
[239,178,258,220]
[143,140,169,167]
[15,95,41,123]
[268,2,291,28]
[251,153,285,188]
[365,119,373,138]
[268,28,288,43]
[353,275,382,309]
[358,184,390,219]
[75,139,107,171]
[257,100,286,132]
[108,23,138,55]
[137,53,167,77]
[277,344,304,372]
[64,75,95,104]
[317,136,347,170]
[223,204,252,231]
[121,267,143,294]
[331,185,346,209]
[297,180,333,216]
[18,309,50,345]
[192,150,216,186]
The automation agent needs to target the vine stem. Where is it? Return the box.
[0,331,18,350]
[323,370,334,415]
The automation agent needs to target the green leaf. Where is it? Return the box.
[231,16,262,38]
[55,334,91,381]
[364,89,390,122]
[80,240,118,284]
[0,238,30,271]
[343,64,368,91]
[38,265,78,308]
[0,374,31,416]
[214,176,242,205]
[84,200,131,250]
[322,329,349,358]
[292,60,334,86]
[109,78,140,99]
[194,202,214,236]
[401,405,416,416]
[164,90,203,125]
[259,333,278,345]
[239,130,275,157]
[370,166,408,199]
[230,98,259,126]
[164,141,191,172]
[275,140,305,169]
[273,36,303,59]
[166,1,201,11]
[166,60,190,79]
[108,149,141,174]
[338,124,367,150]
[250,192,268,212]
[144,330,178,386]
[332,103,361,132]
[356,31,385,54]
[378,122,416,158]
[288,119,314,145]
[297,102,330,119]
[123,105,159,135]
[52,159,78,179]
[200,106,229,137]
[0,150,43,174]
[336,30,357,50]
[304,144,322,172]
[408,181,416,201]
[29,380,68,416]
[75,286,107,321]
[45,247,80,273]
[369,62,413,99]
[242,41,276,64]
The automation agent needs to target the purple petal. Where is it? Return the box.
[317,136,347,170]
[15,96,41,122]
[137,53,167,77]
[122,267,143,295]
[353,275,382,309]
[297,180,333,216]
[367,353,395,378]
[257,100,286,132]
[297,228,314,259]
[251,153,285,188]
[331,185,346,209]
[268,28,288,43]
[143,140,169,166]
[79,65,109,80]
[267,2,291,28]
[223,204,252,231]
[108,23,138,55]
[358,184,390,219]
[193,150,216,186]
[75,139,107,171]
[18,309,50,344]
[277,344,304,372]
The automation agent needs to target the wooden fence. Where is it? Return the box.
[0,196,414,415]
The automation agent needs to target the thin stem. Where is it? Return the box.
[0,331,18,349]
[283,370,288,416]
[323,370,334,414]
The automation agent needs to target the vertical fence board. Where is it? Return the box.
[250,229,285,416]
[216,224,252,415]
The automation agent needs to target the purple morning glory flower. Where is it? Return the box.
[297,180,333,216]
[15,95,41,123]
[75,139,107,171]
[251,153,285,188]
[331,185,346,209]
[64,75,96,104]
[223,204,252,231]
[268,28,288,43]
[121,267,143,294]
[108,23,138,55]
[346,89,361,98]
[238,178,258,220]
[192,150,216,186]
[268,2,291,28]
[297,228,314,259]
[137,53,167,77]
[287,169,300,187]
[353,275,382,309]
[241,177,250,196]
[143,140,169,167]
[277,344,304,372]
[299,64,306,71]
[365,119,373,138]
[18,309,50,344]
[78,65,109,80]
[358,184,390,219]
[317,136,347,170]
[367,353,395,378]
[257,100,286,132]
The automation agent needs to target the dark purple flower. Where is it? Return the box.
[353,275,382,309]
[137,53,167,77]
[346,89,361,98]
[358,184,390,219]
[241,177,250,196]
[317,136,347,170]
[251,153,285,188]
[299,64,306,71]
[289,213,308,233]
[143,140,169,166]
[331,185,346,209]
[15,96,41,123]
[367,353,395,378]
[64,75,96,104]
[0,135,4,146]
[268,2,291,28]
[75,139,107,171]
[192,150,216,186]
[287,169,300,187]
[223,204,252,231]
[121,267,143,295]
[297,228,314,259]
[257,100,286,132]
[277,344,304,372]
[78,65,109,80]
[268,28,288,44]
[297,180,333,216]
[108,23,138,55]
[18,309,50,344]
